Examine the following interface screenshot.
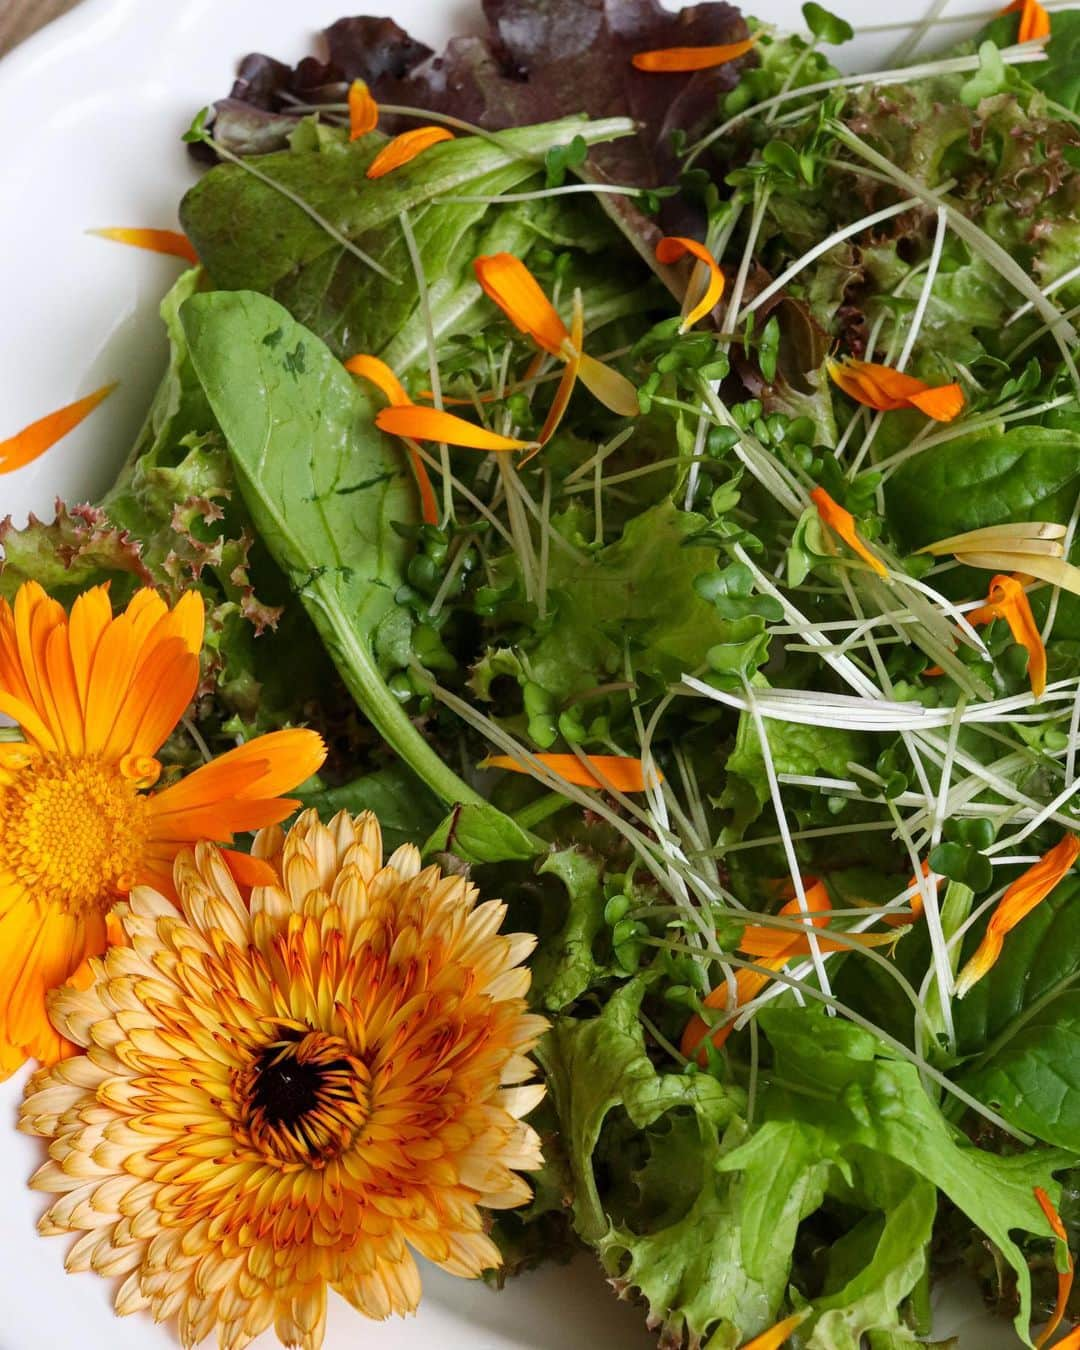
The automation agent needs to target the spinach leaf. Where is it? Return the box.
[424,801,542,864]
[953,877,1080,1150]
[181,117,640,370]
[885,425,1080,553]
[181,287,482,807]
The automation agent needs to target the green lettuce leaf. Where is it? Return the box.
[752,1008,1068,1346]
[979,10,1080,112]
[181,116,642,370]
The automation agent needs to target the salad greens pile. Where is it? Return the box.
[9,0,1080,1343]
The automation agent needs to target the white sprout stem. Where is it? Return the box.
[887,0,951,66]
[398,209,453,523]
[898,206,949,371]
[738,196,922,323]
[436,183,651,205]
[683,46,1048,168]
[986,774,1080,857]
[831,125,1080,389]
[743,680,833,1006]
[1069,685,1080,788]
[1007,259,1080,326]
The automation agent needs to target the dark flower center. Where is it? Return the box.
[250,1048,340,1128]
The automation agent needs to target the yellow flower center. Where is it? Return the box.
[234,1029,371,1169]
[1,753,151,915]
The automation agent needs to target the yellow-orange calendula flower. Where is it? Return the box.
[969,573,1047,697]
[348,78,379,139]
[1034,1186,1073,1348]
[20,809,546,1350]
[631,35,759,72]
[366,125,454,179]
[89,227,199,263]
[810,486,889,578]
[0,581,326,1075]
[827,356,964,422]
[999,0,1052,42]
[473,253,640,429]
[1,383,116,475]
[655,235,726,332]
[956,834,1080,997]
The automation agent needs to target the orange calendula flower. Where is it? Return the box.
[969,573,1047,697]
[632,34,758,72]
[1034,1186,1073,1349]
[0,383,116,475]
[956,834,1080,998]
[348,77,379,139]
[740,1311,809,1350]
[810,486,889,579]
[655,236,726,332]
[827,356,964,422]
[89,227,199,263]
[682,885,833,1064]
[473,252,640,425]
[0,581,326,1076]
[999,0,1052,42]
[366,125,454,178]
[482,752,662,793]
[20,809,546,1350]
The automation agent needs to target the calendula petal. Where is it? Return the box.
[406,445,440,525]
[348,79,379,139]
[827,357,963,422]
[482,752,661,793]
[345,354,411,407]
[957,551,1080,598]
[739,1312,810,1350]
[366,125,454,179]
[375,406,533,452]
[0,384,117,475]
[916,522,1066,557]
[536,292,584,450]
[89,228,199,263]
[956,835,1079,997]
[631,35,758,72]
[577,353,640,418]
[1034,1186,1073,1349]
[473,253,569,356]
[810,487,889,578]
[1000,0,1052,42]
[655,236,726,331]
[977,575,1047,697]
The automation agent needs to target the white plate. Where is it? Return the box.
[0,1,1032,1347]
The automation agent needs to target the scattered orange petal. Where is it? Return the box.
[536,291,585,450]
[882,860,940,927]
[739,1311,809,1349]
[219,848,279,889]
[1034,1186,1073,1349]
[810,486,888,579]
[683,890,830,1063]
[344,353,411,406]
[956,834,1080,997]
[632,35,758,72]
[655,236,726,331]
[577,353,640,417]
[969,574,1047,697]
[483,752,661,793]
[348,78,379,139]
[376,405,533,453]
[407,447,441,525]
[474,253,570,357]
[0,384,117,475]
[999,0,1052,41]
[366,125,454,178]
[827,357,963,422]
[90,227,199,263]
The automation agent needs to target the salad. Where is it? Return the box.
[4,0,1080,1346]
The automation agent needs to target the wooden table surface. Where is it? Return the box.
[0,0,81,55]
